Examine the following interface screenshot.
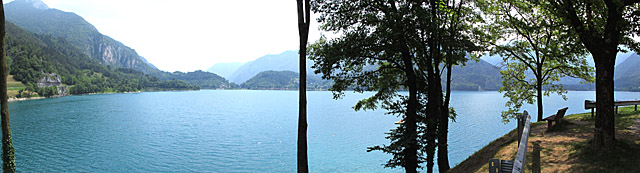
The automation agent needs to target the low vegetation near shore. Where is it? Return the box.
[451,106,640,172]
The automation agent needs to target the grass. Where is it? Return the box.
[6,75,25,98]
[450,106,640,173]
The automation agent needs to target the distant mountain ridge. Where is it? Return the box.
[241,70,331,90]
[5,0,159,73]
[228,50,315,84]
[223,51,503,90]
[206,62,245,79]
[446,59,502,91]
[614,53,640,91]
[480,52,640,91]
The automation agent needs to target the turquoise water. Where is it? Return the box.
[7,90,640,172]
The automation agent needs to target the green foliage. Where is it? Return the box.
[477,0,594,121]
[5,22,198,96]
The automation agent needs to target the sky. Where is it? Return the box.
[5,0,325,72]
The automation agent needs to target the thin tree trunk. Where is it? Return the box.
[0,1,16,171]
[438,63,452,172]
[296,0,310,172]
[593,53,616,149]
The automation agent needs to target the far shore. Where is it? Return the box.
[8,96,46,102]
[7,91,144,102]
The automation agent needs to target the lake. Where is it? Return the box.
[7,90,640,172]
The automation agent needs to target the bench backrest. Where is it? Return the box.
[585,100,596,109]
[557,107,568,119]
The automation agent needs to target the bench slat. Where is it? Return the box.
[542,114,557,121]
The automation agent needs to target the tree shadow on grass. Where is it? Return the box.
[526,140,542,173]
[567,139,640,172]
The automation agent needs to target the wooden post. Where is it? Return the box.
[517,113,524,146]
[591,108,594,118]
[635,104,637,111]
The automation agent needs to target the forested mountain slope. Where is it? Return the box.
[6,22,198,97]
[5,0,159,73]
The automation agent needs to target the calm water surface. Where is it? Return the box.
[8,90,640,172]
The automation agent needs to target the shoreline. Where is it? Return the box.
[7,91,145,102]
[8,96,46,102]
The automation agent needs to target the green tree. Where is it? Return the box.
[0,1,16,172]
[309,1,423,171]
[433,0,484,171]
[296,0,311,172]
[549,0,640,148]
[478,0,594,122]
[311,1,484,172]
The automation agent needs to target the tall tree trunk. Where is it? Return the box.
[425,1,440,172]
[593,53,616,149]
[552,0,626,150]
[0,1,16,171]
[400,47,419,173]
[536,71,543,122]
[426,72,442,173]
[437,63,452,172]
[296,0,310,172]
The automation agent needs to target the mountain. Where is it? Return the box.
[481,49,633,68]
[5,0,231,89]
[155,70,231,89]
[614,53,640,91]
[206,62,245,79]
[447,59,502,90]
[5,21,198,97]
[479,52,639,91]
[228,50,315,84]
[241,71,331,90]
[5,0,159,73]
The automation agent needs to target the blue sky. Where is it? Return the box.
[4,0,324,72]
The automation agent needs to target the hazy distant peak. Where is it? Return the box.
[12,0,50,9]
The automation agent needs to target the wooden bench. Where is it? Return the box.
[542,107,568,130]
[585,100,640,118]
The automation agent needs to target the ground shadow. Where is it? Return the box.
[567,139,640,172]
[530,141,541,173]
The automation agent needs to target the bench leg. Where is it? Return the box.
[591,108,594,118]
[547,121,553,130]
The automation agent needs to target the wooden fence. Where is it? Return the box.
[489,111,531,173]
